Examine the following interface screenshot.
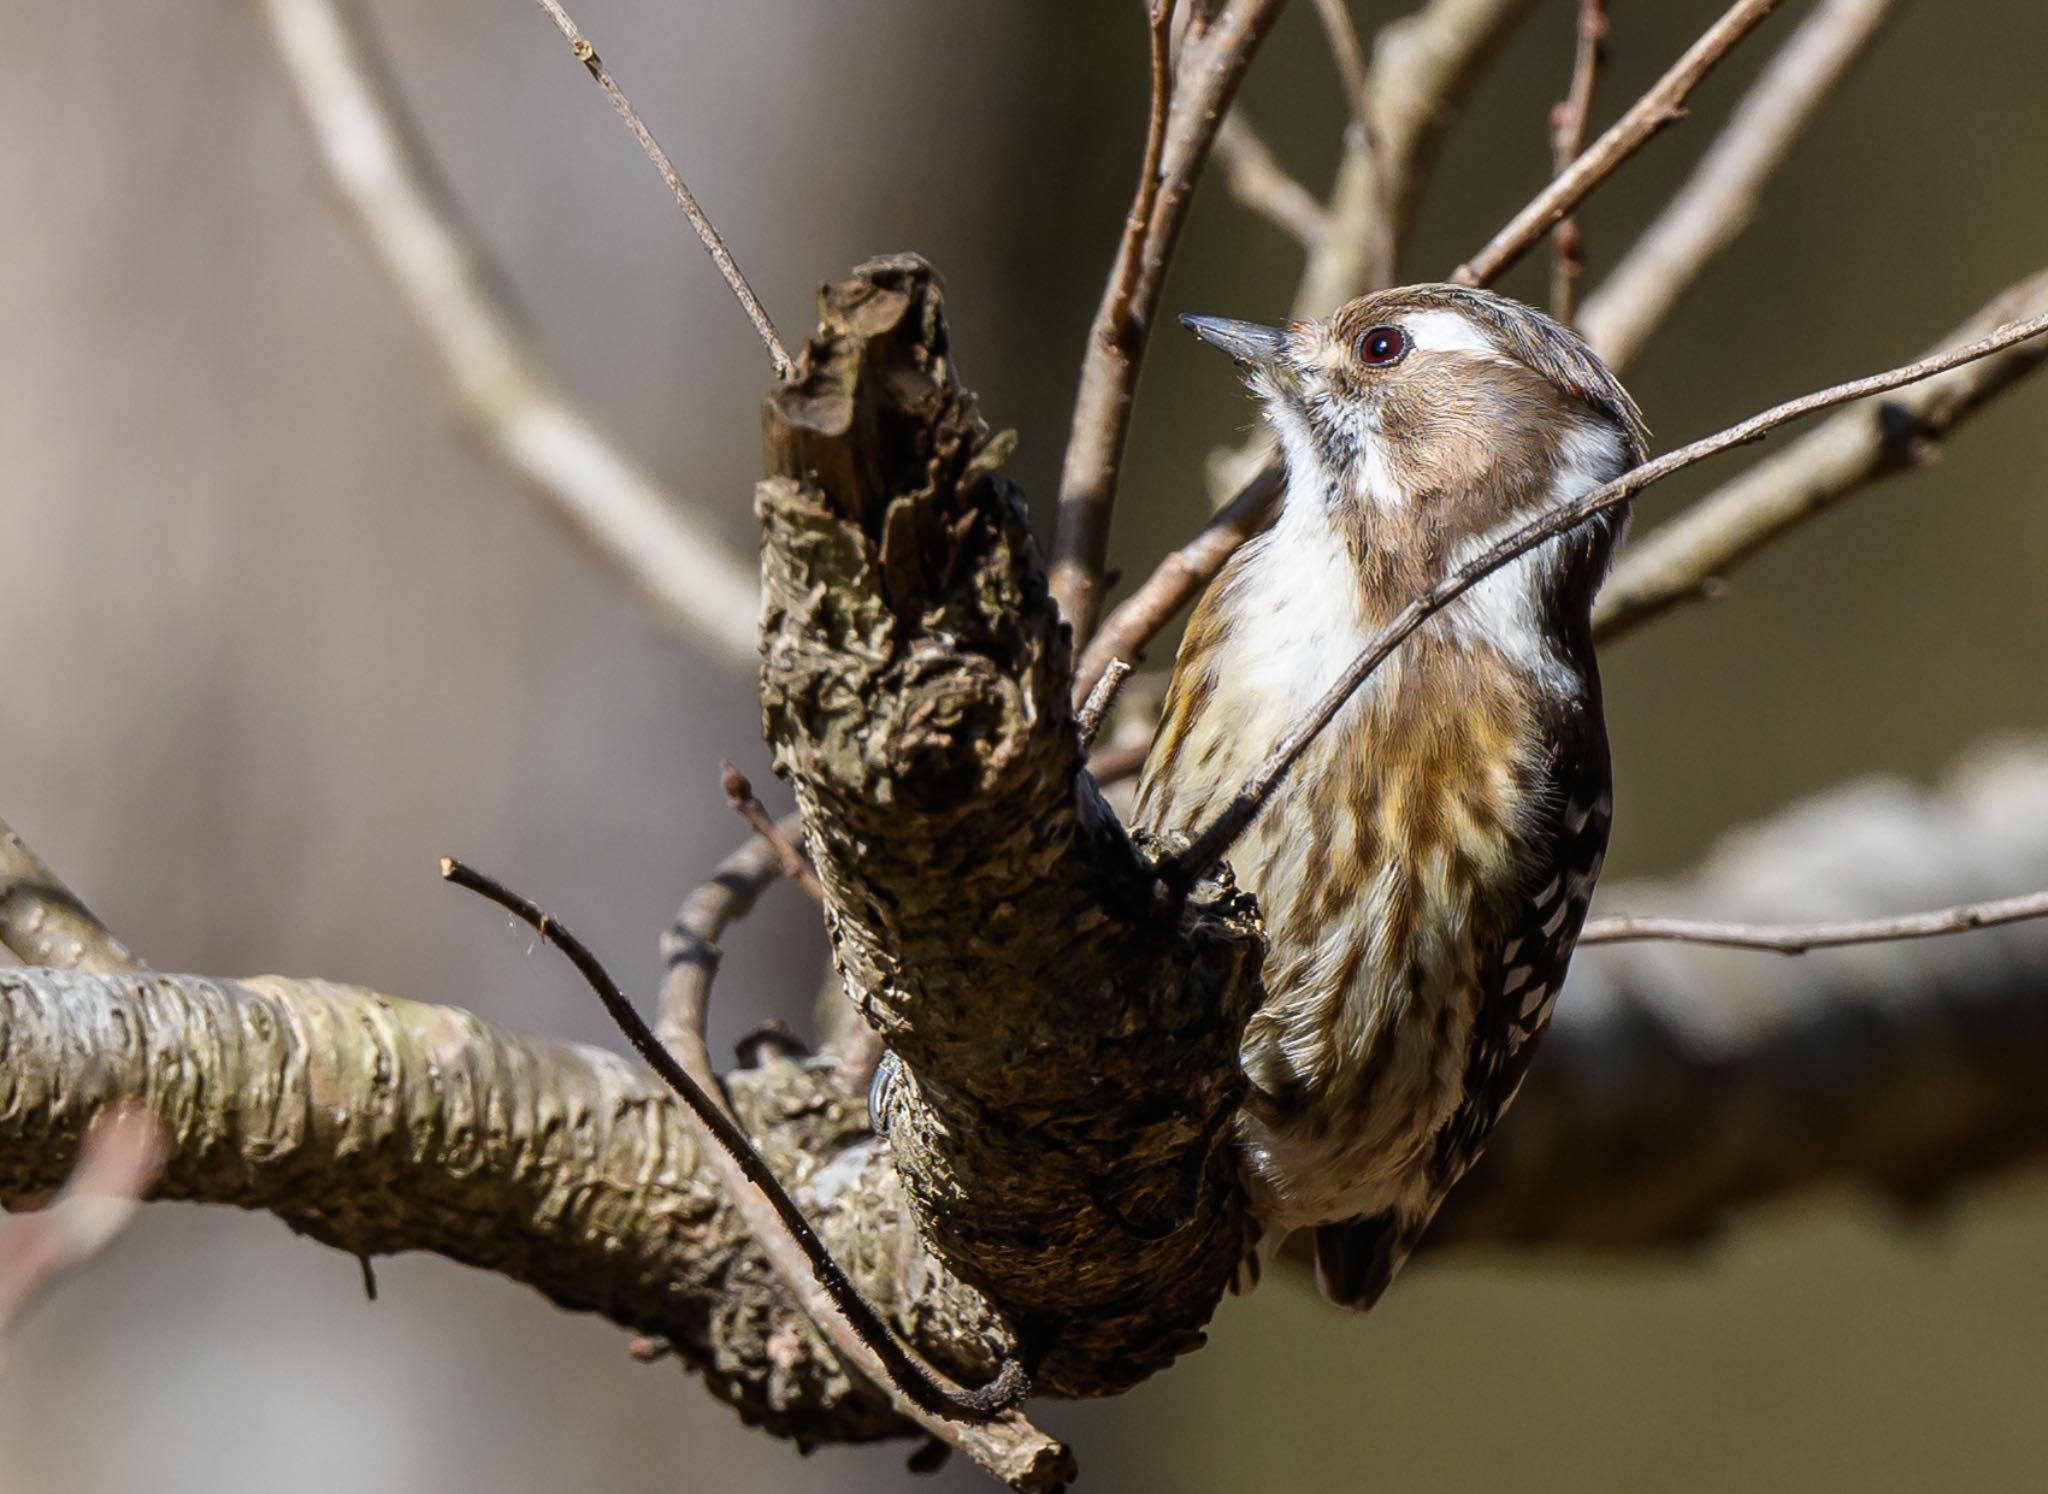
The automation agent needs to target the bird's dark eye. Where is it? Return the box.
[1355,325,1408,367]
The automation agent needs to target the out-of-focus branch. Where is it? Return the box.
[525,0,792,379]
[1451,0,1783,290]
[1049,0,1289,641]
[1597,267,2048,640]
[1582,0,1901,369]
[1213,113,1330,249]
[655,829,786,1073]
[0,1104,163,1369]
[1309,0,1370,135]
[259,0,759,664]
[1438,739,2048,1247]
[1547,0,1607,323]
[0,814,143,973]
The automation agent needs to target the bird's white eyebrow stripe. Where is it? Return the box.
[1399,308,1505,360]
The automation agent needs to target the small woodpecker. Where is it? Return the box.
[1136,284,1646,1308]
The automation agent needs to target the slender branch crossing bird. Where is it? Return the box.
[1135,285,1647,1308]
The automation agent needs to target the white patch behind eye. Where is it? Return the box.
[1400,308,1513,364]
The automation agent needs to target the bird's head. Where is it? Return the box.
[1182,285,1647,566]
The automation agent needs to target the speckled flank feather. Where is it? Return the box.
[1139,285,1639,1308]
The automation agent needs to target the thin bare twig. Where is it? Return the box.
[1048,0,1288,642]
[1310,0,1371,134]
[259,0,758,662]
[1547,0,1608,322]
[1581,890,2048,954]
[0,815,142,973]
[0,1104,164,1369]
[440,857,1027,1424]
[720,764,822,902]
[1075,660,1136,752]
[1597,268,2048,640]
[1213,113,1330,248]
[1582,0,1901,369]
[527,0,792,379]
[1451,0,1784,290]
[1172,307,2048,882]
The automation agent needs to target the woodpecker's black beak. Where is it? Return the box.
[1179,314,1289,368]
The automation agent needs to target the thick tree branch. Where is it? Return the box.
[1597,267,2048,640]
[6,742,2048,1434]
[0,966,1073,1483]
[758,256,1265,1399]
[1049,0,1290,641]
[1582,0,1901,370]
[1451,0,1784,290]
[260,0,759,663]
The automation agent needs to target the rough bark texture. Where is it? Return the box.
[756,255,1265,1398]
[0,967,1011,1450]
[2,742,2047,1469]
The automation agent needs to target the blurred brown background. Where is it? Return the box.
[2,2,2044,1490]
